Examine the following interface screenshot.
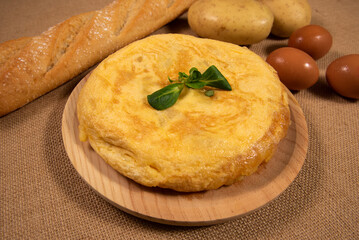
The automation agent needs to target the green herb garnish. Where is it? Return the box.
[147,65,231,110]
[204,90,214,97]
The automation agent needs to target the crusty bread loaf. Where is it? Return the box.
[0,0,196,117]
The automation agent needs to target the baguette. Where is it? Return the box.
[0,0,196,117]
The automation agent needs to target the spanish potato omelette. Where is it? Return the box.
[77,34,290,192]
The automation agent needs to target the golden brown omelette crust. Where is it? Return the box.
[77,34,290,192]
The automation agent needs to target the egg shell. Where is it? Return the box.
[266,47,319,91]
[288,25,333,60]
[326,54,359,99]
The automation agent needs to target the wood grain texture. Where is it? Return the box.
[62,74,308,226]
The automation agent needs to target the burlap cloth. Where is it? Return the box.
[1,0,358,239]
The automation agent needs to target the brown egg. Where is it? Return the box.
[288,25,332,60]
[266,47,319,90]
[326,54,359,99]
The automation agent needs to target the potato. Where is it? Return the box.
[259,0,312,38]
[188,0,274,45]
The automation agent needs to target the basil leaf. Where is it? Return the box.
[147,83,184,110]
[188,67,202,82]
[178,72,189,82]
[200,65,232,90]
[185,81,207,89]
[189,67,198,75]
[148,65,232,110]
[205,90,214,97]
[168,76,175,83]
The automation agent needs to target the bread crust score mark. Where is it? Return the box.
[0,0,196,117]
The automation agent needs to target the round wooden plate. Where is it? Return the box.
[62,74,308,226]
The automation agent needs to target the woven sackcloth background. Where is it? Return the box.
[1,0,358,239]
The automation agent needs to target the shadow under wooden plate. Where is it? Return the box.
[62,74,308,226]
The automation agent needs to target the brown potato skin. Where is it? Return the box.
[188,0,274,45]
[259,0,312,38]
